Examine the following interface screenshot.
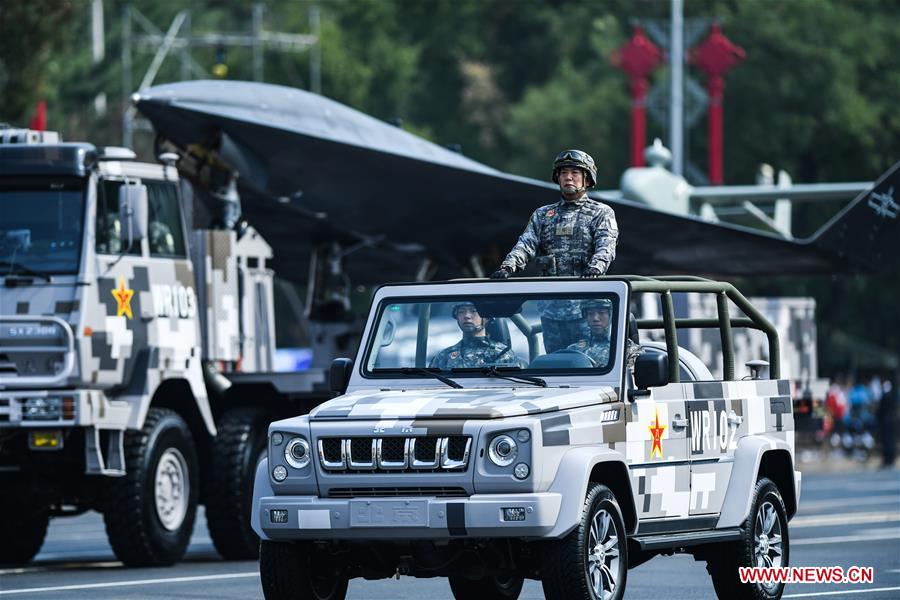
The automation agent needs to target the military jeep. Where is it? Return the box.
[252,277,800,600]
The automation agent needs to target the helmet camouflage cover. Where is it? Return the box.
[581,298,612,318]
[552,149,597,188]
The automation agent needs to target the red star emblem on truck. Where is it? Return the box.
[111,276,134,319]
[648,408,666,459]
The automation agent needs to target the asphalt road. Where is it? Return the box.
[1,467,898,600]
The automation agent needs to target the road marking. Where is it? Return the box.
[801,481,900,493]
[784,586,900,598]
[0,572,259,595]
[799,494,899,512]
[791,511,900,528]
[0,561,122,576]
[792,529,900,546]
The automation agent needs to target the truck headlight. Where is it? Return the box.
[284,437,311,469]
[488,434,518,467]
[23,397,62,421]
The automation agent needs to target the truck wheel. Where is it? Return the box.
[103,407,199,567]
[541,482,627,600]
[260,540,348,600]
[0,490,50,564]
[206,407,271,560]
[706,477,790,600]
[449,572,524,599]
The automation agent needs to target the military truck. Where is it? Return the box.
[253,276,800,600]
[0,126,333,566]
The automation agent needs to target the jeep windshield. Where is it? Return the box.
[364,293,618,377]
[0,177,86,276]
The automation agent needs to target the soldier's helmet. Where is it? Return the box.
[552,149,597,188]
[581,299,612,318]
[452,302,479,319]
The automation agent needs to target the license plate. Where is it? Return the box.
[350,499,428,527]
[29,430,63,450]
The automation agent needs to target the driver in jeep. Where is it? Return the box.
[429,302,520,369]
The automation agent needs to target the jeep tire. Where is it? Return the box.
[206,406,270,559]
[541,482,628,600]
[706,477,790,600]
[0,486,50,564]
[260,540,349,600]
[448,571,524,600]
[103,407,199,567]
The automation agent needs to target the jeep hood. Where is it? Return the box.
[309,386,618,420]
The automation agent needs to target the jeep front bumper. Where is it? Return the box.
[257,492,563,540]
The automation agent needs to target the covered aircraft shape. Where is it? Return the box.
[133,80,900,282]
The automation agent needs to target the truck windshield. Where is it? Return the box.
[364,293,618,377]
[0,177,86,275]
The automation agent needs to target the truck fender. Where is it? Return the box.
[250,457,274,540]
[717,435,796,528]
[544,446,636,538]
[125,372,217,437]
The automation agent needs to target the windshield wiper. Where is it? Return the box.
[398,367,464,389]
[0,260,51,282]
[475,366,547,387]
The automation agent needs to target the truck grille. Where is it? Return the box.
[327,487,468,498]
[318,436,471,472]
[0,317,75,387]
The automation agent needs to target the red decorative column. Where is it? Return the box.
[689,23,745,184]
[610,27,662,167]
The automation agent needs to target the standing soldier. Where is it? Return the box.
[491,149,619,351]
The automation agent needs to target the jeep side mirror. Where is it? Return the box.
[330,358,354,394]
[118,183,148,248]
[634,352,668,391]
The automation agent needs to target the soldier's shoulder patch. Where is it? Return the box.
[450,351,459,359]
[578,340,588,348]
[546,208,556,218]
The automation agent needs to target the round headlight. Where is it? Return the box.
[514,462,530,480]
[272,465,288,482]
[284,438,311,469]
[488,434,518,467]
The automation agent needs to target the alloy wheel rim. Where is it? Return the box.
[154,448,189,531]
[754,500,784,594]
[587,507,620,600]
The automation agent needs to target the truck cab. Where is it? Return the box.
[0,127,322,567]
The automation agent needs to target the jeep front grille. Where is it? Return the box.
[317,436,471,472]
[327,487,468,498]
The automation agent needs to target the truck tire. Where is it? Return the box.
[0,490,49,564]
[541,482,627,600]
[103,407,199,567]
[706,477,789,600]
[206,406,270,559]
[260,540,348,600]
[449,572,524,600]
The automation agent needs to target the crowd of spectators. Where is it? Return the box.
[822,372,897,468]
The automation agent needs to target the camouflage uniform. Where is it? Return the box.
[499,196,618,277]
[429,337,520,370]
[567,334,611,367]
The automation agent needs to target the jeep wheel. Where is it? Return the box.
[260,540,348,600]
[448,571,524,600]
[0,488,50,564]
[706,477,790,600]
[541,482,627,600]
[206,407,271,559]
[103,407,199,566]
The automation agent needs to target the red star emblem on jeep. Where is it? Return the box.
[648,408,666,459]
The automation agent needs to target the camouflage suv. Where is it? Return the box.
[253,277,800,600]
